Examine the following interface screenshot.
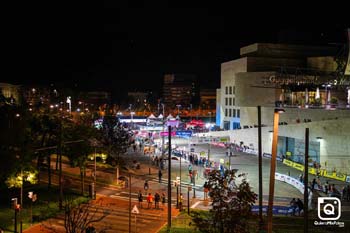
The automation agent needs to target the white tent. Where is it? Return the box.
[166,114,174,120]
[148,114,156,119]
[158,114,164,119]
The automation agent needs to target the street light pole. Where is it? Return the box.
[304,128,309,233]
[257,106,263,227]
[167,125,172,229]
[208,112,212,162]
[267,108,284,233]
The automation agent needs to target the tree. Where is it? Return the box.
[64,121,98,195]
[191,170,257,233]
[101,115,130,166]
[64,199,109,233]
[42,198,109,233]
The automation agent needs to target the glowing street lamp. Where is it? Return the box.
[66,96,71,113]
[267,108,285,233]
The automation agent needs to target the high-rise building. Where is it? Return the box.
[162,74,198,109]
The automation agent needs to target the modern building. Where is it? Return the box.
[215,43,350,174]
[162,74,198,109]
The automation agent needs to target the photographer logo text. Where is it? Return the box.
[317,197,341,220]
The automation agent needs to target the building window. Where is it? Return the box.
[229,98,232,106]
[229,86,232,94]
[225,98,228,106]
[225,86,228,94]
[225,108,228,117]
[233,109,236,117]
[237,109,240,118]
[233,86,235,94]
[229,109,232,117]
[232,98,235,106]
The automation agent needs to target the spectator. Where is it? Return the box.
[290,198,297,216]
[154,192,160,209]
[147,193,153,209]
[311,178,316,190]
[161,193,166,207]
[299,173,303,183]
[296,198,304,216]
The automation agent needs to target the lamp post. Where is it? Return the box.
[208,112,212,162]
[176,104,181,117]
[257,106,263,227]
[267,108,285,233]
[167,125,172,229]
[304,128,309,233]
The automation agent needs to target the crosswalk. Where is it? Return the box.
[91,206,164,233]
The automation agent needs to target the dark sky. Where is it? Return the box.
[3,2,349,102]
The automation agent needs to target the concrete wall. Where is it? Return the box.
[235,72,277,108]
[239,106,350,128]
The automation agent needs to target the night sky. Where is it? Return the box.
[3,2,349,102]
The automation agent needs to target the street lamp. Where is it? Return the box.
[267,108,285,233]
[257,106,263,228]
[176,104,181,117]
[207,112,212,162]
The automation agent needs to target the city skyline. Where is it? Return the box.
[2,4,349,102]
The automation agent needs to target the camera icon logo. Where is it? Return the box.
[317,197,341,220]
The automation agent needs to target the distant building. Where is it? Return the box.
[81,91,111,106]
[162,74,198,109]
[200,88,216,110]
[0,83,21,105]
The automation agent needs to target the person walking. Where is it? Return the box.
[203,181,209,200]
[138,190,143,208]
[144,180,149,192]
[158,170,162,183]
[147,193,153,209]
[154,192,160,209]
[161,193,166,208]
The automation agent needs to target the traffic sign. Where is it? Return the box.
[131,205,139,214]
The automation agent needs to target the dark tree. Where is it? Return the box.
[191,170,257,233]
[101,115,130,166]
